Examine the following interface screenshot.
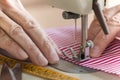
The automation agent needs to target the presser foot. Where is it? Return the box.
[51,40,96,73]
[51,59,97,73]
[62,40,94,61]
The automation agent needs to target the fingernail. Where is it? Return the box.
[90,46,101,58]
[50,56,60,64]
[56,49,62,56]
[48,49,60,64]
[18,49,28,60]
[37,54,48,66]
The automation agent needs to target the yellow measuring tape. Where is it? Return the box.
[0,54,79,80]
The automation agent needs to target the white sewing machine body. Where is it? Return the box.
[48,0,105,14]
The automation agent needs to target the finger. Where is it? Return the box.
[108,12,120,26]
[104,5,120,21]
[1,2,60,64]
[0,0,24,10]
[48,37,62,56]
[38,37,60,64]
[43,37,62,64]
[88,19,102,40]
[90,25,120,58]
[0,28,28,60]
[0,11,48,66]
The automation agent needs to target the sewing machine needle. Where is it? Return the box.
[80,15,88,59]
[74,19,77,40]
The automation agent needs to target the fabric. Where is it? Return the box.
[46,26,120,76]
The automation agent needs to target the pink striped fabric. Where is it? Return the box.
[46,26,120,76]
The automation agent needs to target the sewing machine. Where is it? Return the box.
[49,0,108,60]
[48,0,109,73]
[0,0,120,80]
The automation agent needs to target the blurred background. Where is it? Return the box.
[21,0,120,29]
[21,0,76,29]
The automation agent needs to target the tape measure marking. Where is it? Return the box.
[0,54,79,80]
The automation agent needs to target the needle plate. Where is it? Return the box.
[51,59,97,73]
